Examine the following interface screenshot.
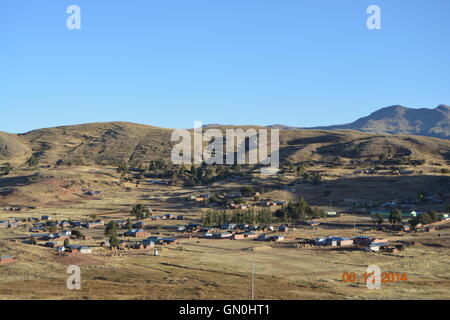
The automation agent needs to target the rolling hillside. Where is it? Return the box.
[1,122,450,167]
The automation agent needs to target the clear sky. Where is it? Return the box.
[1,0,450,133]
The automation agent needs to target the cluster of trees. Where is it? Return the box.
[375,209,442,227]
[55,157,85,166]
[201,208,273,227]
[130,203,150,220]
[280,161,322,183]
[377,154,425,166]
[409,210,440,227]
[118,159,253,186]
[105,221,120,248]
[208,195,246,208]
[300,171,322,184]
[274,197,325,222]
[280,161,312,176]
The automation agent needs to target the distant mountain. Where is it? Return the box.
[306,105,450,139]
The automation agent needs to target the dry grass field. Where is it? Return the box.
[1,163,449,300]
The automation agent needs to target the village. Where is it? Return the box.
[1,181,449,268]
[1,148,449,299]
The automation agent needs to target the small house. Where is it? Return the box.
[60,221,70,228]
[366,243,385,252]
[65,245,82,253]
[220,223,236,230]
[304,220,320,227]
[133,222,145,229]
[146,236,161,244]
[7,222,19,229]
[212,232,232,239]
[244,231,257,239]
[0,255,16,265]
[232,233,245,240]
[79,246,92,254]
[326,236,352,246]
[270,235,284,242]
[315,238,327,246]
[143,239,156,246]
[257,234,270,241]
[353,236,375,247]
[160,238,178,245]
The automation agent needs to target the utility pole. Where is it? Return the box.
[251,262,255,300]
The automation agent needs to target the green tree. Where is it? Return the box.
[26,156,39,167]
[410,213,433,227]
[64,238,70,246]
[418,213,432,225]
[109,235,120,248]
[428,210,438,222]
[131,204,148,220]
[240,186,255,197]
[105,221,118,237]
[126,218,133,230]
[71,229,83,240]
[389,209,402,224]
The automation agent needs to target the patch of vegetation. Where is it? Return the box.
[201,208,273,227]
[275,197,325,222]
[409,210,439,227]
[26,156,39,167]
[130,204,149,220]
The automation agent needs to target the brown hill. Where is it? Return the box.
[1,122,450,168]
[17,122,173,166]
[0,131,32,166]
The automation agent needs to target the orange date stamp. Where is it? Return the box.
[342,271,408,283]
[341,266,408,289]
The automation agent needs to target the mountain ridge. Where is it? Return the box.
[305,104,450,139]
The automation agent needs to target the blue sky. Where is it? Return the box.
[1,0,450,133]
